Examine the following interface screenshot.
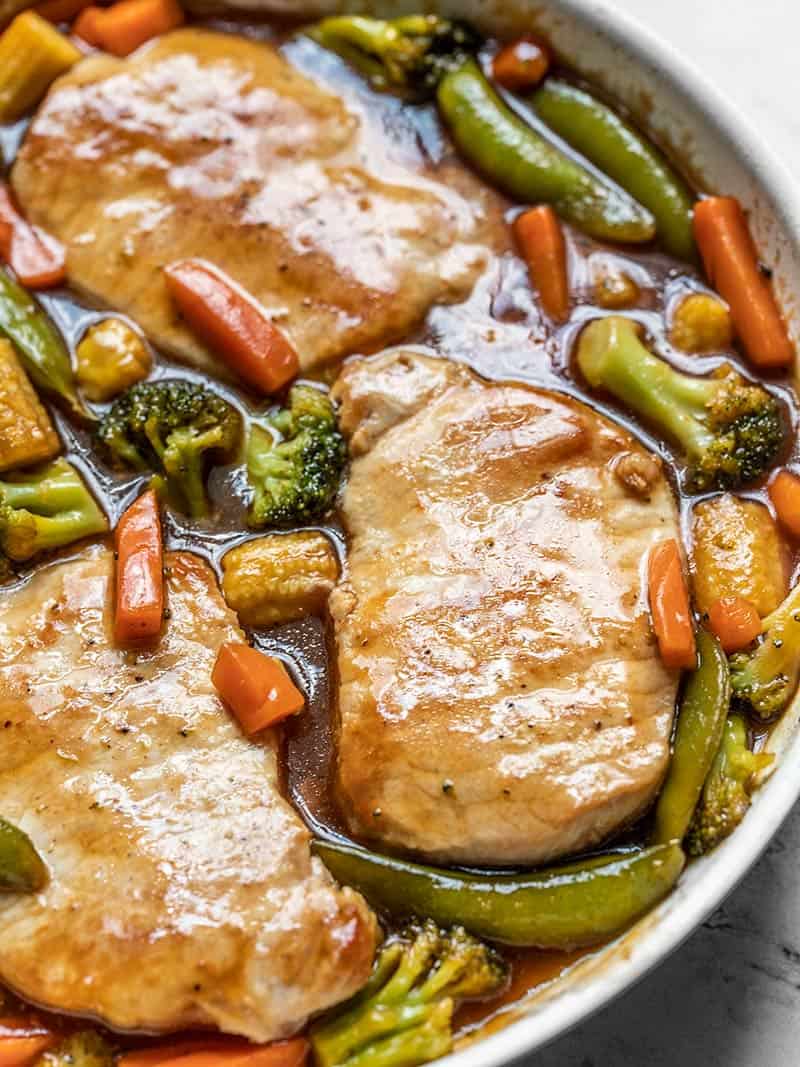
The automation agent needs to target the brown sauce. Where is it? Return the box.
[1,10,798,1043]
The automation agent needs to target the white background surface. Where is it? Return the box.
[530,2,800,1064]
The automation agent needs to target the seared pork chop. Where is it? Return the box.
[11,30,500,378]
[331,351,680,867]
[0,546,376,1039]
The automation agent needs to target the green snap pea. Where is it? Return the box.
[653,630,731,845]
[531,79,695,259]
[436,60,656,244]
[0,816,48,892]
[0,269,90,421]
[315,839,685,949]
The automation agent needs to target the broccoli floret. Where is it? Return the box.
[0,458,108,562]
[35,1032,115,1067]
[306,14,479,99]
[686,714,773,855]
[577,316,784,492]
[97,380,241,518]
[311,920,508,1067]
[247,384,346,528]
[730,579,800,719]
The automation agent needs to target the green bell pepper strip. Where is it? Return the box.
[0,269,90,421]
[531,79,695,259]
[0,816,47,892]
[436,60,656,244]
[315,839,685,949]
[653,629,731,845]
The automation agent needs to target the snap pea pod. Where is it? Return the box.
[315,839,685,949]
[531,79,695,260]
[0,269,89,421]
[653,630,731,845]
[0,816,47,892]
[436,60,656,244]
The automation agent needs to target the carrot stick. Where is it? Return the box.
[513,205,569,322]
[85,0,183,56]
[769,468,800,539]
[0,183,65,290]
[707,596,762,653]
[114,489,164,646]
[164,260,299,395]
[0,1036,58,1067]
[35,0,93,24]
[71,5,106,45]
[212,642,305,736]
[153,1040,309,1067]
[492,37,549,92]
[119,1040,257,1067]
[693,196,794,368]
[648,539,697,670]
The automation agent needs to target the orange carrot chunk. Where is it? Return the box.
[693,196,794,369]
[164,260,299,395]
[0,183,65,289]
[118,1038,305,1067]
[513,205,569,322]
[114,489,164,647]
[71,5,106,45]
[0,1035,58,1067]
[769,468,800,539]
[35,0,93,24]
[212,642,305,736]
[648,539,697,670]
[153,1039,309,1067]
[707,596,762,653]
[492,37,550,92]
[86,0,184,56]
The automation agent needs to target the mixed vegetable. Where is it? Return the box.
[0,4,797,1067]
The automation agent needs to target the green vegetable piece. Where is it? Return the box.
[730,579,800,720]
[307,14,478,100]
[247,384,346,528]
[686,714,773,856]
[311,920,507,1067]
[436,59,655,243]
[315,839,685,950]
[0,269,90,421]
[35,1032,115,1067]
[0,815,47,892]
[652,630,731,845]
[531,79,695,259]
[576,316,783,492]
[97,379,242,519]
[0,457,108,562]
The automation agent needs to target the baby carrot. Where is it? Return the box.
[121,1040,308,1067]
[164,260,298,395]
[492,37,549,92]
[0,1035,58,1067]
[114,489,164,646]
[0,183,65,290]
[769,468,800,539]
[88,0,184,56]
[648,539,697,670]
[212,643,305,736]
[707,596,762,653]
[693,196,794,368]
[513,205,569,322]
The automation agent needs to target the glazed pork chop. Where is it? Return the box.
[11,29,500,378]
[0,546,376,1039]
[331,351,680,867]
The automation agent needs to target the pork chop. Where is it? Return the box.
[0,545,376,1039]
[330,351,680,867]
[11,30,501,379]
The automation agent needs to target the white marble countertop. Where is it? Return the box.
[534,2,800,1063]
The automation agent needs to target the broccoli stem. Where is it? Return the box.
[577,315,715,458]
[0,458,108,561]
